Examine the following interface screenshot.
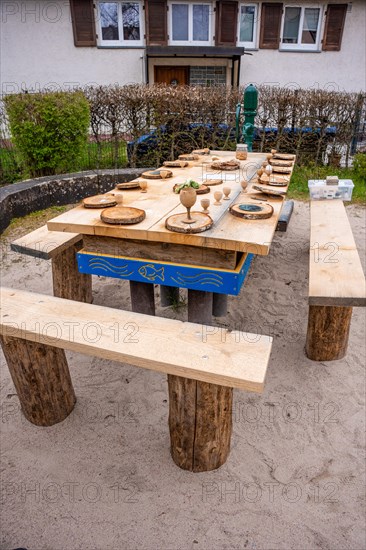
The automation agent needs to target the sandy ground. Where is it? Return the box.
[0,201,365,550]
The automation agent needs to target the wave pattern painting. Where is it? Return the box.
[88,258,134,277]
[172,271,224,288]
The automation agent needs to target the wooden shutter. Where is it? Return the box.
[323,4,347,51]
[70,0,96,46]
[259,2,283,49]
[145,0,168,46]
[215,1,239,46]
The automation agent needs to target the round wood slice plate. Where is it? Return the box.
[142,169,173,179]
[272,165,292,174]
[83,195,117,208]
[173,184,210,195]
[253,184,286,198]
[163,160,188,167]
[269,159,294,167]
[259,174,289,186]
[179,154,200,161]
[192,148,210,155]
[100,206,146,225]
[204,178,224,186]
[203,179,223,186]
[211,160,240,171]
[116,181,141,189]
[165,212,213,234]
[273,153,296,160]
[229,202,274,220]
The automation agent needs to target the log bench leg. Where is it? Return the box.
[0,336,76,426]
[52,243,92,303]
[160,285,180,308]
[305,305,353,361]
[168,289,233,472]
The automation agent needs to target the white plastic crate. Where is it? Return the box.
[308,179,354,201]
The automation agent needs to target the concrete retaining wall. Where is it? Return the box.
[0,169,146,233]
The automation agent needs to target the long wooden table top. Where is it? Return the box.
[309,200,366,307]
[47,151,291,255]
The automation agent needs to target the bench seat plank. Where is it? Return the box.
[11,225,82,260]
[309,200,366,307]
[0,287,272,393]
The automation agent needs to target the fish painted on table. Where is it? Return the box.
[138,264,165,282]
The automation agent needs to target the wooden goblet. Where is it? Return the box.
[180,187,197,224]
[214,191,223,205]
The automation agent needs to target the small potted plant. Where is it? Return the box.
[174,179,200,194]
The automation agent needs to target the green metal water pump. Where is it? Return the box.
[235,84,258,152]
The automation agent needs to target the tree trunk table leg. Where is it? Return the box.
[168,289,233,472]
[130,281,155,316]
[212,293,228,317]
[306,305,353,361]
[160,285,180,308]
[0,336,76,426]
[52,243,92,303]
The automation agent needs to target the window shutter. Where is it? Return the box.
[323,4,347,51]
[215,1,239,46]
[70,0,96,46]
[145,0,168,46]
[259,3,283,49]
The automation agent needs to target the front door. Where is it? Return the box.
[154,66,189,86]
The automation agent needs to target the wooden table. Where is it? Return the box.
[47,151,292,472]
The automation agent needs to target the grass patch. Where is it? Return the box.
[288,164,366,204]
[0,141,128,185]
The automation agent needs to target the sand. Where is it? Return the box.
[0,201,365,550]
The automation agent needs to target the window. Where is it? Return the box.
[169,3,212,45]
[98,1,143,45]
[238,3,258,48]
[280,5,322,50]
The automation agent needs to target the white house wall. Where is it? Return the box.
[0,0,365,94]
[240,1,366,92]
[0,1,145,94]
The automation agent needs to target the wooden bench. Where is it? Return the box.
[11,225,92,303]
[0,286,273,471]
[306,200,366,361]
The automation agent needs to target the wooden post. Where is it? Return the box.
[160,285,180,308]
[0,336,76,426]
[305,305,353,361]
[130,281,155,315]
[188,289,213,325]
[168,289,233,472]
[212,293,228,317]
[52,243,92,303]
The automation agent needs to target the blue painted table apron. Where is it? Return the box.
[77,250,254,296]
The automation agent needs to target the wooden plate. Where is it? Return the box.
[253,184,286,198]
[203,178,223,186]
[269,159,294,167]
[273,153,296,160]
[211,160,240,171]
[259,174,289,186]
[163,160,188,167]
[100,206,146,225]
[83,195,117,208]
[271,165,292,174]
[142,169,173,179]
[192,148,210,155]
[229,202,274,220]
[173,184,210,195]
[179,154,200,161]
[116,181,141,189]
[166,212,213,234]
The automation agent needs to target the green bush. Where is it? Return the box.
[353,153,366,182]
[4,91,90,177]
